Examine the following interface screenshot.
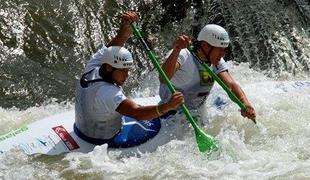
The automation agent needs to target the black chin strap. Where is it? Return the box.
[99,66,117,84]
[193,40,213,63]
[201,45,213,64]
[80,66,117,88]
[80,69,105,88]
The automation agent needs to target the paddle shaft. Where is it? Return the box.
[130,24,197,127]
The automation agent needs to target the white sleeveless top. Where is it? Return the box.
[75,46,127,139]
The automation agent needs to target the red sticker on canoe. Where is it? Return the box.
[52,125,79,151]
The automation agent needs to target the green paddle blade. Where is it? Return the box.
[181,106,218,153]
[195,129,218,152]
[191,117,218,152]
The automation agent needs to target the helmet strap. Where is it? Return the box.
[192,40,201,53]
[200,42,213,64]
[99,64,117,84]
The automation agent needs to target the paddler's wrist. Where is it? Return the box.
[157,104,169,115]
[172,41,182,51]
[173,46,182,53]
[239,95,249,105]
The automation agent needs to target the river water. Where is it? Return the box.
[0,0,310,179]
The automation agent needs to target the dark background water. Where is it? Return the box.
[0,0,309,109]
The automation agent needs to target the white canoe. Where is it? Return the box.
[0,80,309,155]
[0,96,164,155]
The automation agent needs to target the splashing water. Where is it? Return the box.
[0,0,310,179]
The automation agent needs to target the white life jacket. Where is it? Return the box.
[160,49,228,109]
[75,67,125,139]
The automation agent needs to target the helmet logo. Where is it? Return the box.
[123,62,133,67]
[212,33,228,41]
[113,55,133,67]
[114,55,130,62]
[212,33,221,40]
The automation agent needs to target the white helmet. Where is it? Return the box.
[102,46,134,68]
[197,24,230,48]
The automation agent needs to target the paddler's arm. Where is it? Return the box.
[107,11,138,47]
[159,35,191,83]
[116,92,184,121]
[218,71,256,120]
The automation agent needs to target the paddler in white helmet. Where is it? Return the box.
[159,24,256,120]
[75,11,184,148]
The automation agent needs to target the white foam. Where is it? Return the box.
[0,63,310,179]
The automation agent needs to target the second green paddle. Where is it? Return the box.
[130,23,218,153]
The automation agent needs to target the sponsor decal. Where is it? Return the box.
[0,127,29,142]
[37,138,48,147]
[9,136,58,154]
[13,143,32,154]
[199,70,214,86]
[52,125,79,151]
[47,135,58,148]
[143,121,154,126]
[292,81,310,88]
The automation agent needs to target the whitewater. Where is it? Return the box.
[1,62,310,179]
[1,0,310,179]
